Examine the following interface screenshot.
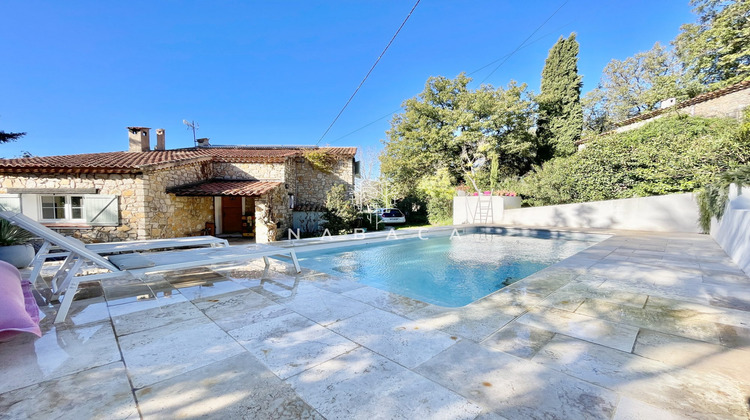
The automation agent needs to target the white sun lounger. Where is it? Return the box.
[27,234,229,293]
[0,211,301,323]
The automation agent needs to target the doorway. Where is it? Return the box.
[221,196,243,234]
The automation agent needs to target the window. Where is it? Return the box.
[40,195,85,222]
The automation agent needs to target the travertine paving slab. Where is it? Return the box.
[175,278,247,301]
[482,322,556,359]
[612,396,691,420]
[0,322,121,394]
[576,298,750,349]
[633,329,750,387]
[539,282,648,312]
[0,362,137,419]
[281,287,374,326]
[533,335,749,419]
[343,286,428,316]
[406,303,516,342]
[119,317,244,388]
[415,340,617,419]
[288,346,482,420]
[102,276,182,306]
[329,308,458,368]
[110,300,206,336]
[136,353,323,419]
[193,289,291,332]
[515,306,639,352]
[229,312,358,379]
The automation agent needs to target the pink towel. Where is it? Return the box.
[0,260,42,341]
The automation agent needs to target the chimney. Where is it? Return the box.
[155,128,166,150]
[196,137,210,147]
[660,98,676,109]
[127,127,151,152]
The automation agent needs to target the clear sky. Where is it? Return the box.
[1,0,694,159]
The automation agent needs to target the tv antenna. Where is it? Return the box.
[182,119,199,146]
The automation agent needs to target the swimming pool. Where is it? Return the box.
[295,229,608,307]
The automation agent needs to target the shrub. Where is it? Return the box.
[696,164,750,233]
[321,184,357,235]
[0,219,33,246]
[519,115,749,206]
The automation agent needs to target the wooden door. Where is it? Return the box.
[221,196,243,233]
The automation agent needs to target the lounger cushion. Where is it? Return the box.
[108,253,156,270]
[0,261,41,341]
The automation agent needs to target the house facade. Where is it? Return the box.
[0,127,356,243]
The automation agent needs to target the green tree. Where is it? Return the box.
[380,73,536,200]
[674,0,750,87]
[416,168,455,225]
[322,184,357,235]
[537,33,583,161]
[583,42,684,126]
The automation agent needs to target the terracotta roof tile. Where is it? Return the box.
[167,179,282,196]
[0,146,357,174]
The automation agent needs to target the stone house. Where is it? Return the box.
[0,127,357,243]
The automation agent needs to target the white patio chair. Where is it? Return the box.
[0,211,301,323]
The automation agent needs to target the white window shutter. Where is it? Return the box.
[20,194,38,219]
[0,194,21,212]
[84,195,119,226]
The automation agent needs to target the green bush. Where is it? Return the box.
[696,164,750,233]
[322,184,358,235]
[519,115,750,206]
[0,219,33,246]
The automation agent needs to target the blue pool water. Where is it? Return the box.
[295,231,606,307]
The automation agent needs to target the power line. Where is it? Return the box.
[325,22,575,145]
[316,0,421,145]
[479,0,570,84]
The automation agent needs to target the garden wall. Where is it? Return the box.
[452,196,522,225]
[500,193,700,233]
[710,185,750,275]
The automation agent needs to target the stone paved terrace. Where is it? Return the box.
[1,229,749,419]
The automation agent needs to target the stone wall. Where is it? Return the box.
[291,157,354,207]
[141,162,214,239]
[254,184,292,243]
[0,173,144,242]
[213,162,285,180]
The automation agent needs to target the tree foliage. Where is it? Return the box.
[583,42,685,131]
[416,168,455,224]
[674,0,750,87]
[322,184,357,234]
[537,33,583,160]
[519,115,750,206]
[380,73,536,200]
[0,130,26,144]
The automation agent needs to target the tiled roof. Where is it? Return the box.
[166,179,282,196]
[0,146,357,174]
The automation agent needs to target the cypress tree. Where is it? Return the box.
[537,33,583,161]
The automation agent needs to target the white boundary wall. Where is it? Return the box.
[500,193,700,233]
[710,185,750,275]
[453,196,522,225]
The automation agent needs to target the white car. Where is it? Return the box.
[376,208,406,224]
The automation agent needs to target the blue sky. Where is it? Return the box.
[1,1,694,159]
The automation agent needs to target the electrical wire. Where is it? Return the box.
[325,21,575,145]
[316,0,421,145]
[479,0,570,84]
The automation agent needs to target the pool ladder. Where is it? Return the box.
[474,194,494,224]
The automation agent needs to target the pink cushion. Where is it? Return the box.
[0,260,41,341]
